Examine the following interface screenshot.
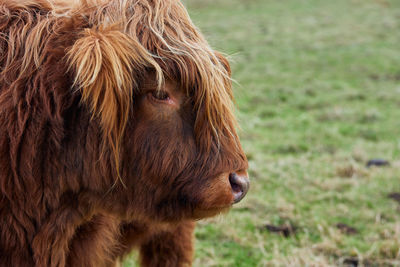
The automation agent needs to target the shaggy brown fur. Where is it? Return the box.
[0,0,249,266]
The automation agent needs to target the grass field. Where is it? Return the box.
[124,0,400,266]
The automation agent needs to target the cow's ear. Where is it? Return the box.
[67,27,150,160]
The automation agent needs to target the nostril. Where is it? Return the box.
[229,173,250,204]
[229,174,242,193]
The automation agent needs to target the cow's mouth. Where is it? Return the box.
[187,171,249,220]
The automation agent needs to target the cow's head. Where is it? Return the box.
[66,0,249,221]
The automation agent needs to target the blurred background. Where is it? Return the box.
[125,0,400,266]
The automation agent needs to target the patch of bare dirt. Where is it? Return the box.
[336,223,358,235]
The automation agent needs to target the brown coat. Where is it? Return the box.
[0,0,249,266]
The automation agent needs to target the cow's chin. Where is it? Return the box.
[189,174,235,219]
[191,206,231,220]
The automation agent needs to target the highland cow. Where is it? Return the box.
[0,0,249,266]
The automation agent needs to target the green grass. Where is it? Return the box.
[125,0,400,265]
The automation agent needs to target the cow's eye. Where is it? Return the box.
[150,90,170,102]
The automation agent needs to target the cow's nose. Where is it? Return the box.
[229,172,249,204]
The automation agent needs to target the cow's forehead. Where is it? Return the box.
[63,0,236,146]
